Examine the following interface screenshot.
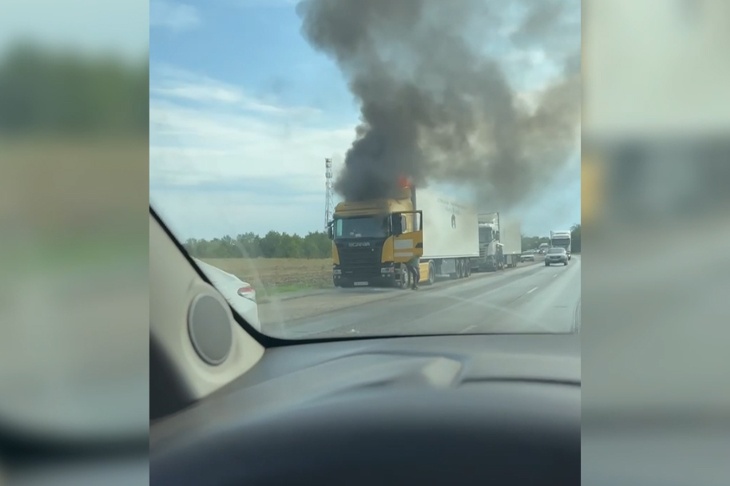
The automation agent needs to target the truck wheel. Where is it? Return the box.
[427,262,435,285]
[400,267,411,289]
[394,265,407,289]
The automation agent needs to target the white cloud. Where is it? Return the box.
[150,1,201,32]
[150,65,356,237]
[151,64,322,116]
[152,190,325,240]
[150,99,352,185]
[152,85,243,104]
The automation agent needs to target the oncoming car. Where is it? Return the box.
[193,258,261,331]
[544,247,568,266]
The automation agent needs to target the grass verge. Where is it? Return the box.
[199,258,333,297]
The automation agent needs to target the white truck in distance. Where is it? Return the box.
[549,230,572,260]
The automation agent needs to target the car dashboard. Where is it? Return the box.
[150,333,580,485]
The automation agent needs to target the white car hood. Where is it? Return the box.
[192,258,261,331]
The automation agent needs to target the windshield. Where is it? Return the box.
[149,0,581,340]
[548,248,565,254]
[478,227,495,243]
[335,216,388,239]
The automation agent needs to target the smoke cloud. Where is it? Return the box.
[297,0,580,208]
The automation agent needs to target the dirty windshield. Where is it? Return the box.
[335,217,388,239]
[150,0,581,339]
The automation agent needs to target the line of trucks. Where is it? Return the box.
[326,182,524,289]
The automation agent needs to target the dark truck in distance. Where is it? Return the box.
[544,247,568,266]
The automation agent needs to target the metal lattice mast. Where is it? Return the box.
[324,158,334,230]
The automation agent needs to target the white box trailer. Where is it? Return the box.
[413,188,479,280]
[500,219,522,268]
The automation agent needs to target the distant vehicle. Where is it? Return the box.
[549,231,572,260]
[520,252,535,262]
[193,258,261,331]
[473,216,522,271]
[475,216,504,272]
[544,247,568,266]
[500,219,522,268]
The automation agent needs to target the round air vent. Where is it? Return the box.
[187,294,233,365]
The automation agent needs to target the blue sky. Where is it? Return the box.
[149,0,581,240]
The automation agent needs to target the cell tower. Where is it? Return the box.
[324,158,334,230]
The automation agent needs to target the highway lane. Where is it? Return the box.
[265,256,580,339]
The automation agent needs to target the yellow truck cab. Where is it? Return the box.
[328,182,480,289]
[328,186,423,288]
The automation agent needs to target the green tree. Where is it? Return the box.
[236,232,262,258]
[0,42,147,135]
[184,229,333,259]
[521,235,550,251]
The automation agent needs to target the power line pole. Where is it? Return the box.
[324,158,334,230]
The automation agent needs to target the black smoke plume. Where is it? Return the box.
[297,0,580,207]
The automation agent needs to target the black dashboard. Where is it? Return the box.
[151,333,580,485]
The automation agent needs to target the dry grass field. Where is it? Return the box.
[200,258,333,295]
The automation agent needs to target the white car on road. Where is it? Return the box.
[193,258,261,331]
[544,247,569,266]
[520,252,536,262]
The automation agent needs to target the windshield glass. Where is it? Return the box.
[478,227,495,242]
[548,248,565,254]
[149,0,581,340]
[335,216,388,239]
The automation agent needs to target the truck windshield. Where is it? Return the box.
[479,227,495,243]
[335,216,389,239]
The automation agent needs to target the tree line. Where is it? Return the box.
[184,231,332,259]
[185,224,580,259]
[0,42,147,135]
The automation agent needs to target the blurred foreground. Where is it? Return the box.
[0,1,149,484]
[583,0,730,483]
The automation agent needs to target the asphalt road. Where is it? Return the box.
[264,256,580,339]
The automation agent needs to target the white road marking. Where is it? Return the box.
[459,324,478,334]
[527,286,539,294]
